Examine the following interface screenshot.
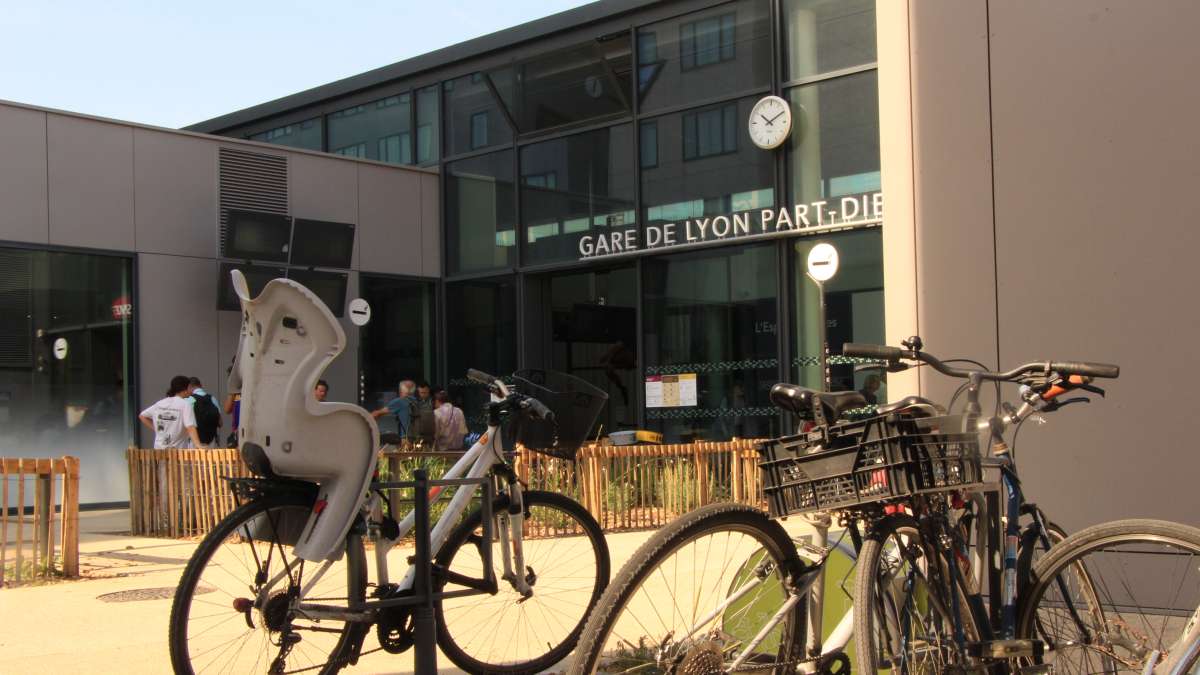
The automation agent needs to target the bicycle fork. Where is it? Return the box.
[496,477,533,598]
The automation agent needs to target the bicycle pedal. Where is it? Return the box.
[966,638,1043,660]
[792,538,830,564]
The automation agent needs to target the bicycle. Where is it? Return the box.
[567,336,1119,674]
[168,273,611,674]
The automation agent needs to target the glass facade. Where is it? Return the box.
[359,275,437,425]
[328,94,412,163]
[233,0,882,442]
[0,247,135,455]
[248,118,322,150]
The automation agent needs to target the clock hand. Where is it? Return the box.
[759,114,773,126]
[766,110,786,123]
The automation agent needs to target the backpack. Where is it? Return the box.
[192,393,221,444]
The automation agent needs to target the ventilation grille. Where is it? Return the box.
[0,250,33,367]
[218,147,289,256]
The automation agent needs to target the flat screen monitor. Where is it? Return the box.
[217,263,285,311]
[224,210,291,262]
[288,269,348,317]
[290,218,355,269]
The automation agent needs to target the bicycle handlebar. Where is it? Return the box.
[467,368,499,386]
[842,343,1120,382]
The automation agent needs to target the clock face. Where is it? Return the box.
[748,95,792,150]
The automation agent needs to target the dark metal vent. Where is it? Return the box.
[218,147,289,256]
[0,250,33,367]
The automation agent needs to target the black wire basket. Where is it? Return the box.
[511,370,608,460]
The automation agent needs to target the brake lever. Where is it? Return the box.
[854,362,911,374]
[1043,396,1091,412]
[1079,383,1105,397]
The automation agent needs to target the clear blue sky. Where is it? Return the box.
[0,0,592,129]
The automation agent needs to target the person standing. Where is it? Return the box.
[314,379,329,402]
[414,381,434,414]
[140,375,203,449]
[186,377,222,449]
[372,380,416,441]
[433,389,468,451]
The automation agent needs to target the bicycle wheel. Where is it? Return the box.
[169,491,367,675]
[1017,516,1070,604]
[1017,519,1200,673]
[435,490,609,674]
[854,513,982,672]
[568,502,806,675]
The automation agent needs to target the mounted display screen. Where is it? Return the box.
[224,210,292,262]
[217,262,285,311]
[288,269,348,317]
[290,218,355,268]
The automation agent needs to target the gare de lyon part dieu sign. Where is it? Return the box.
[578,191,883,260]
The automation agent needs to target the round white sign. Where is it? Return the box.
[348,298,372,326]
[53,337,69,360]
[806,243,840,282]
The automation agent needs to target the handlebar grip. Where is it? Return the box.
[525,397,556,422]
[843,343,905,361]
[467,368,499,385]
[1049,361,1120,379]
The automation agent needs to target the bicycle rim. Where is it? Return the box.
[1018,519,1200,674]
[168,494,366,675]
[569,502,804,674]
[435,490,609,674]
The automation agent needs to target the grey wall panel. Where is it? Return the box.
[47,114,135,250]
[320,273,360,404]
[420,173,441,278]
[985,0,1200,529]
[137,254,223,447]
[357,163,423,276]
[134,129,218,258]
[908,0,998,405]
[0,104,49,244]
[289,153,359,268]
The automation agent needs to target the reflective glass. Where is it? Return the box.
[444,73,513,156]
[327,94,412,164]
[636,0,771,114]
[248,118,322,150]
[487,33,632,134]
[520,124,636,265]
[416,85,440,163]
[445,150,516,275]
[641,95,775,234]
[783,0,877,81]
[786,70,880,209]
[359,276,437,422]
[446,277,517,431]
[642,244,779,442]
[0,247,135,460]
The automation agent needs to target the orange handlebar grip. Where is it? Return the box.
[1042,374,1091,401]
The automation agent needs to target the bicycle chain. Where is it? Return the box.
[723,650,849,673]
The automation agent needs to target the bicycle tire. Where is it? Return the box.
[168,491,367,675]
[1017,516,1070,605]
[567,502,806,675]
[435,490,609,674]
[1017,518,1200,674]
[854,512,983,672]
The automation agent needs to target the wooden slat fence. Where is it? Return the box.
[1,456,80,586]
[127,440,768,539]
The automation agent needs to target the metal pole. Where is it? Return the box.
[412,469,437,674]
[813,277,829,391]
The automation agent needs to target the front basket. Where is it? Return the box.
[512,370,608,460]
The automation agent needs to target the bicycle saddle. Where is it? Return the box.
[769,383,867,424]
[227,270,379,562]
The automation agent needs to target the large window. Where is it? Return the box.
[0,247,135,456]
[637,0,771,114]
[786,70,880,206]
[446,277,517,431]
[248,118,322,150]
[642,244,780,442]
[444,73,513,156]
[327,94,412,164]
[783,0,877,81]
[416,85,440,164]
[641,95,775,232]
[487,34,632,134]
[359,275,437,427]
[520,124,636,265]
[445,150,516,275]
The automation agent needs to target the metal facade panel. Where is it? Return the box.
[420,173,441,278]
[218,147,288,255]
[46,114,135,250]
[289,152,360,268]
[356,163,423,276]
[134,129,218,258]
[0,104,49,244]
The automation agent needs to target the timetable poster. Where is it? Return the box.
[645,373,697,408]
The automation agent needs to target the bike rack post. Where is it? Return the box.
[412,468,437,675]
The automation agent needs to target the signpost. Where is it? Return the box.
[805,243,840,390]
[348,298,371,327]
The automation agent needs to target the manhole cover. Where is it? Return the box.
[97,585,214,603]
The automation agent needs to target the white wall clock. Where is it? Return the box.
[748,95,792,150]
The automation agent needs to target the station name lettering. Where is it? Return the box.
[578,192,882,259]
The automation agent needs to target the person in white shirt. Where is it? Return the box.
[433,389,468,451]
[139,375,203,449]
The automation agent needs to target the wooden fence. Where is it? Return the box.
[1,456,80,586]
[127,440,768,538]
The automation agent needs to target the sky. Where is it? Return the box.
[0,0,593,129]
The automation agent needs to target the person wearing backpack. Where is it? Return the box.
[187,377,223,449]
